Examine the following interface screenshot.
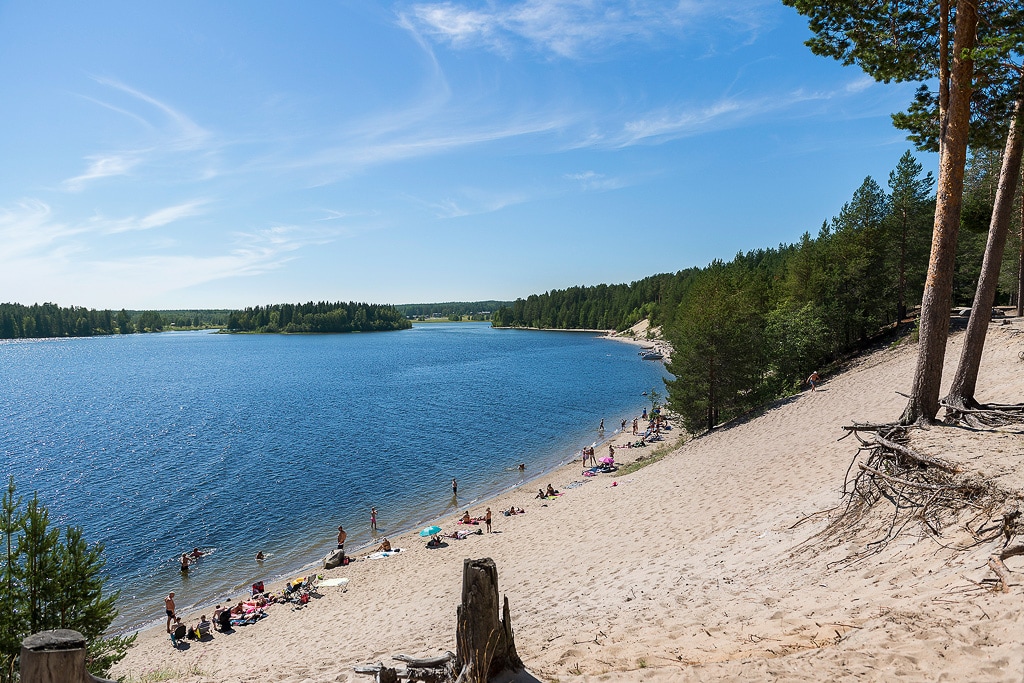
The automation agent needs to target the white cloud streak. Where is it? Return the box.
[0,197,338,306]
[63,154,143,192]
[401,0,772,59]
[62,78,214,191]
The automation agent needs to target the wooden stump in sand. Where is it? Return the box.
[455,558,523,683]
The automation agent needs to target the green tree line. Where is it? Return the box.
[492,148,1021,434]
[0,305,136,339]
[394,301,510,320]
[491,273,699,332]
[226,301,412,333]
[1,478,133,681]
[667,146,1021,433]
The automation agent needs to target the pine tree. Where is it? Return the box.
[885,151,935,322]
[0,478,133,681]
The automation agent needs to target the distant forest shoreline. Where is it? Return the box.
[0,300,516,340]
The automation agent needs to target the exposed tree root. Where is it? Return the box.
[810,425,1022,583]
[989,545,1024,593]
[940,400,1024,428]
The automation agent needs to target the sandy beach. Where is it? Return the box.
[112,321,1024,682]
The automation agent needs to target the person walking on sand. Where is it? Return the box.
[632,418,638,435]
[370,507,377,532]
[165,592,176,633]
[485,507,492,533]
[806,370,821,392]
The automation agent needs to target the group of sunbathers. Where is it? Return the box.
[459,510,486,525]
[536,484,559,498]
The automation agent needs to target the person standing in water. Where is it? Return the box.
[370,507,377,532]
[452,478,458,496]
[337,525,347,551]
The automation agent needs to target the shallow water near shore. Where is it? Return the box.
[0,323,667,632]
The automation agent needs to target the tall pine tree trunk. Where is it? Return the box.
[901,1,978,425]
[938,0,950,156]
[1018,164,1024,317]
[947,78,1024,409]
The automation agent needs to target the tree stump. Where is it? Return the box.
[455,558,523,683]
[20,630,116,683]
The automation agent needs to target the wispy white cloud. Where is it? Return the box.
[62,78,215,191]
[564,170,627,191]
[297,113,572,178]
[610,77,878,147]
[620,99,747,145]
[0,197,339,306]
[63,154,143,191]
[410,188,530,219]
[97,199,211,234]
[0,199,86,258]
[401,0,773,59]
[844,76,875,94]
[90,76,211,151]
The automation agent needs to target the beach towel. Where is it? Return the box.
[319,577,349,588]
[367,549,403,559]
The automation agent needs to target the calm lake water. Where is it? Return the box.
[0,323,667,632]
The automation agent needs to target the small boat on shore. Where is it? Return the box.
[640,350,663,360]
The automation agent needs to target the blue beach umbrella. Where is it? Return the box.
[419,525,442,537]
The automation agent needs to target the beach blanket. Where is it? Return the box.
[319,577,349,588]
[367,549,403,560]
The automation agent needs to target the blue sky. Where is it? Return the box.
[0,1,931,309]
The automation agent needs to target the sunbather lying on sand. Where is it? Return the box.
[445,529,483,540]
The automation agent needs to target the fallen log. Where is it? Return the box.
[394,653,454,668]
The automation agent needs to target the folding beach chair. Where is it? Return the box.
[170,623,187,648]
